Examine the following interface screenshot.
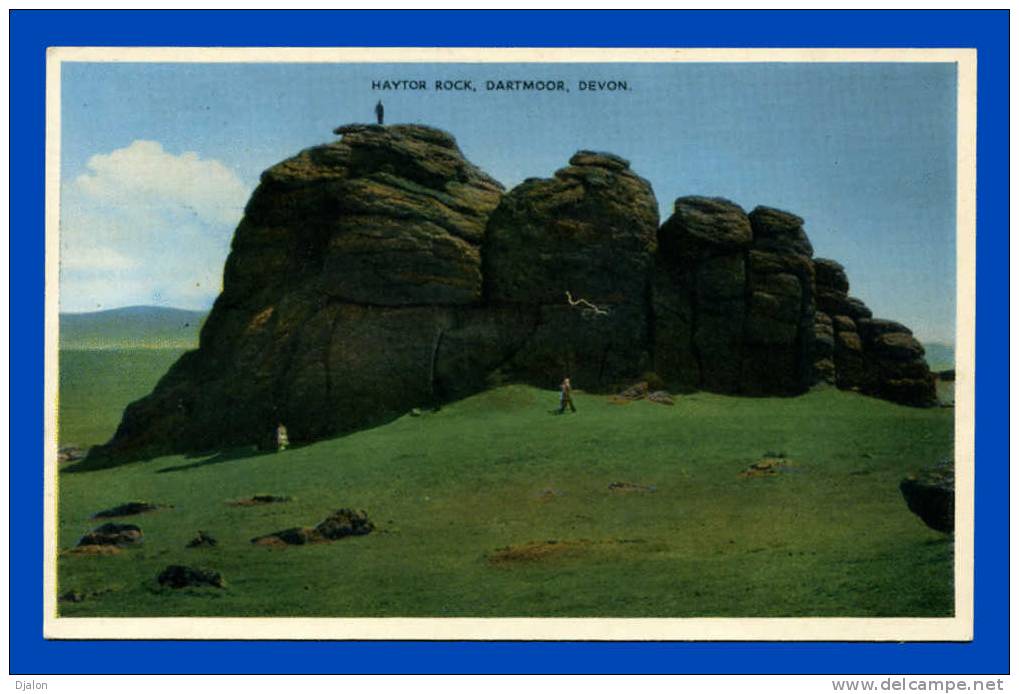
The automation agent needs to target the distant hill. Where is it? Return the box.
[923,342,955,372]
[60,306,207,350]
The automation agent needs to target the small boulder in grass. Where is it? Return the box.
[58,445,86,463]
[77,522,143,547]
[314,509,374,540]
[186,531,218,548]
[739,455,795,478]
[647,390,675,405]
[92,501,165,518]
[608,481,657,494]
[252,527,319,547]
[617,382,649,401]
[229,494,291,507]
[252,509,374,546]
[157,565,225,589]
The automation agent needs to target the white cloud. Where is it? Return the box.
[59,140,249,312]
[74,140,248,226]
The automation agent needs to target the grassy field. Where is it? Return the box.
[59,349,186,449]
[57,349,954,618]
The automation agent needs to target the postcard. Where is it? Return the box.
[44,47,975,641]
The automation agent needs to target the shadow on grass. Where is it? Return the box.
[63,444,272,474]
[156,446,271,474]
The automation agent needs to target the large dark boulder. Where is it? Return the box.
[742,209,816,395]
[484,150,659,389]
[813,258,849,294]
[654,197,750,392]
[748,206,814,257]
[817,289,873,321]
[859,326,936,406]
[229,125,502,307]
[485,151,658,307]
[900,462,954,533]
[658,196,752,258]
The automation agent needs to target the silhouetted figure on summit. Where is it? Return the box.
[375,100,385,125]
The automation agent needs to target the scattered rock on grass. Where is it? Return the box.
[252,527,317,547]
[740,455,795,478]
[58,587,112,603]
[608,481,657,493]
[252,509,374,547]
[612,383,675,405]
[314,509,374,540]
[157,565,225,589]
[92,501,166,518]
[58,446,86,463]
[77,523,143,548]
[186,531,218,548]
[900,460,954,533]
[647,390,675,405]
[617,382,649,401]
[229,494,291,507]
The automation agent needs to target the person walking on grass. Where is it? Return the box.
[557,377,577,414]
[275,423,289,452]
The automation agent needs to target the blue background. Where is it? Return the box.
[10,9,1009,674]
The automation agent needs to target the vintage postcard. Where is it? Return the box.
[44,47,975,641]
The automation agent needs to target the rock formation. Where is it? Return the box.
[654,196,751,392]
[84,125,507,466]
[79,124,938,469]
[484,150,659,387]
[814,258,936,406]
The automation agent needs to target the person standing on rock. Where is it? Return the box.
[375,100,384,125]
[557,377,577,414]
[275,423,289,452]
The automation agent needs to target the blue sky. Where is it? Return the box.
[59,61,957,343]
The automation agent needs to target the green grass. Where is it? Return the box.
[57,350,954,618]
[59,349,187,448]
